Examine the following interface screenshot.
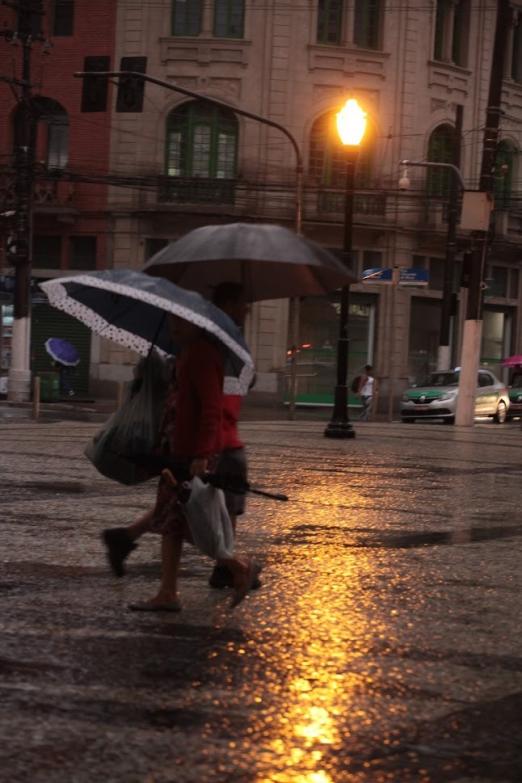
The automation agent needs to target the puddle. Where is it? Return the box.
[359,524,522,549]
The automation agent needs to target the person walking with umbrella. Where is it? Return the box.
[102,282,261,593]
[127,313,260,611]
[39,269,259,610]
[45,337,80,397]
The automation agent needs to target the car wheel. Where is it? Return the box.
[493,402,507,424]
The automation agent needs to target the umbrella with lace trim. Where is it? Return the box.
[39,268,254,396]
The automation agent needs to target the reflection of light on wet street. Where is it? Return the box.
[241,471,395,783]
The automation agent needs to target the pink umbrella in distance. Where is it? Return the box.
[501,355,522,367]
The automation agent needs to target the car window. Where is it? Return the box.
[478,372,494,387]
[423,371,459,387]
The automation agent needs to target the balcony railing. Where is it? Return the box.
[33,177,76,210]
[158,176,236,205]
[146,175,392,223]
[315,188,387,217]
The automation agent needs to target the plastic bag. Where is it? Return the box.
[184,477,235,560]
[84,350,171,485]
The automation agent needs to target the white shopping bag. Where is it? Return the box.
[184,477,235,560]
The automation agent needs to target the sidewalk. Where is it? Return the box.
[0,418,521,782]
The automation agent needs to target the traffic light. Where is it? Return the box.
[81,56,110,112]
[116,57,147,113]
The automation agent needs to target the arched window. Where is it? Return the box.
[309,110,373,188]
[495,141,516,209]
[13,97,69,170]
[427,124,456,197]
[164,101,238,202]
[309,110,377,214]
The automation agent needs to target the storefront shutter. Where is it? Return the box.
[31,303,91,397]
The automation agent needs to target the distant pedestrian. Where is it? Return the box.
[511,364,522,386]
[53,361,75,397]
[358,365,375,421]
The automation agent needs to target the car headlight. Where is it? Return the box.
[402,393,410,402]
[439,391,457,401]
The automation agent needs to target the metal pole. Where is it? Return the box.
[32,374,40,420]
[437,104,463,371]
[7,1,37,403]
[387,266,400,421]
[455,0,510,426]
[324,147,357,439]
[287,162,304,420]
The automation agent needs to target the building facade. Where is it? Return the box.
[103,0,522,408]
[0,0,117,394]
[2,1,522,405]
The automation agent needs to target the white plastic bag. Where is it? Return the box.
[84,350,170,485]
[184,477,235,560]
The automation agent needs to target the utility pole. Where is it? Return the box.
[455,0,511,426]
[1,0,43,401]
[437,104,463,371]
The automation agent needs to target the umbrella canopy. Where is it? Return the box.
[501,354,522,367]
[39,269,255,395]
[143,222,357,301]
[44,337,81,367]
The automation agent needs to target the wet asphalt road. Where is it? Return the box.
[0,418,521,783]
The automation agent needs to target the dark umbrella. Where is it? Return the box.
[39,269,255,395]
[143,222,356,301]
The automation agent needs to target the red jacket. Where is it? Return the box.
[221,395,244,450]
[171,337,224,459]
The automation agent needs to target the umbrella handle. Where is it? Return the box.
[148,312,166,355]
[247,487,289,502]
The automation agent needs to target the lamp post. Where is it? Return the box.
[325,99,367,439]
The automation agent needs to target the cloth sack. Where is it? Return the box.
[84,350,170,485]
[184,477,235,560]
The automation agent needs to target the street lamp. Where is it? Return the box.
[325,98,367,439]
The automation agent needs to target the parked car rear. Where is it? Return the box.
[401,369,510,424]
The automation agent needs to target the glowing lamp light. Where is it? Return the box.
[336,98,367,146]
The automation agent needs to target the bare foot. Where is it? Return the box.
[231,559,262,608]
[128,593,182,612]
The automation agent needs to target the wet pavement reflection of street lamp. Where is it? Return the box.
[325,98,367,439]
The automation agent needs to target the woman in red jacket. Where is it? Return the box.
[128,314,259,611]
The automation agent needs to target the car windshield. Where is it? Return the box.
[419,371,460,387]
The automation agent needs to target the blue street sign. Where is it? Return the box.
[361,267,429,286]
[361,267,393,283]
[399,267,429,286]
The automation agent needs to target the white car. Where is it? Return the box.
[401,369,510,424]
